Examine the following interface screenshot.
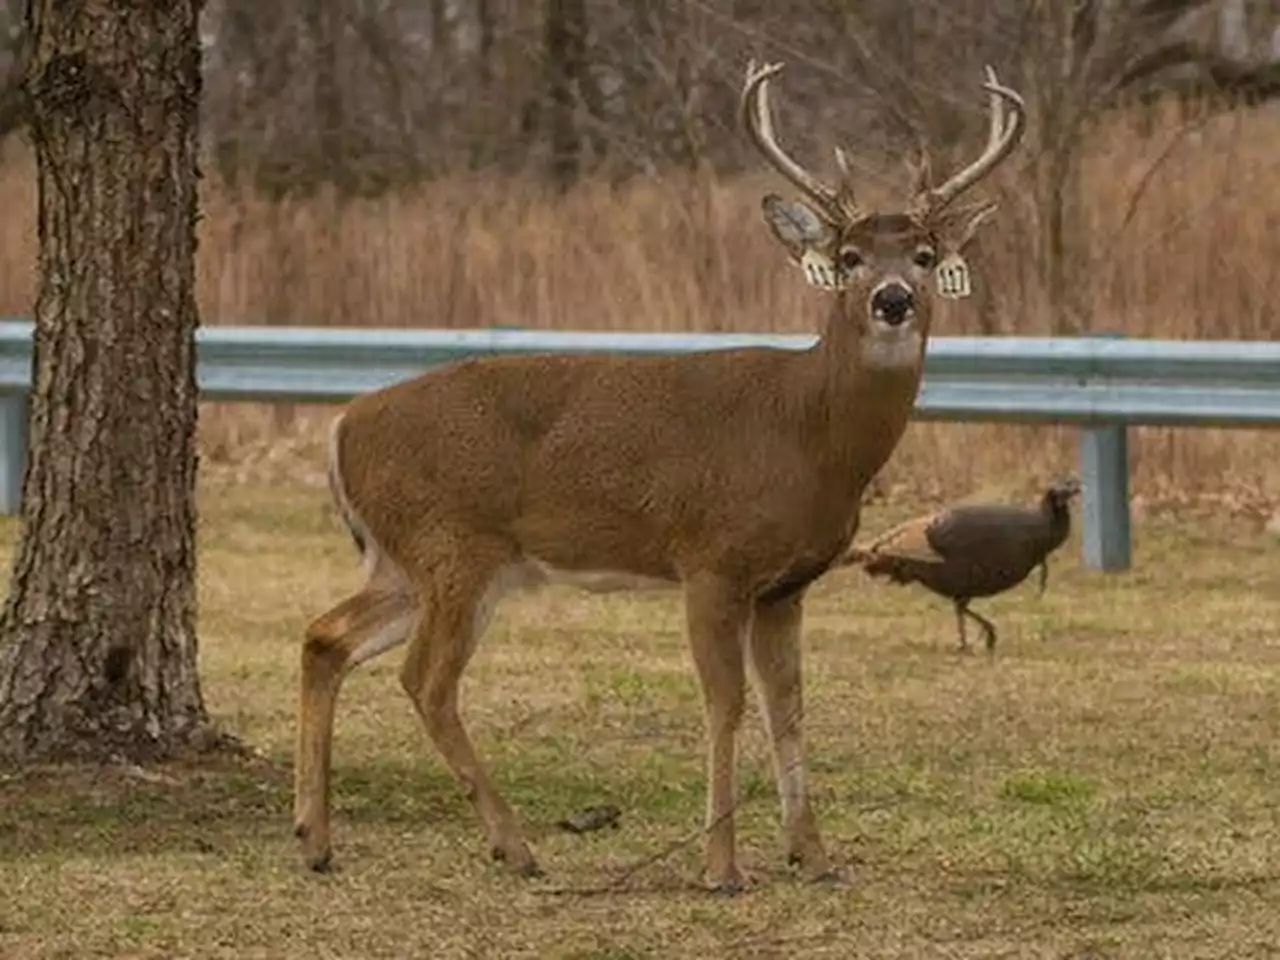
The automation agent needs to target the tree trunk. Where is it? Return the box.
[0,0,213,764]
[544,0,585,189]
[304,0,353,196]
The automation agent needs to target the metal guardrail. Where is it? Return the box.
[0,319,1277,571]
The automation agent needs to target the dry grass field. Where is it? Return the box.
[1,481,1278,958]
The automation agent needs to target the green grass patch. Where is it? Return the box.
[1001,770,1097,807]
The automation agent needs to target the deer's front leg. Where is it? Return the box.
[684,574,751,894]
[748,592,835,881]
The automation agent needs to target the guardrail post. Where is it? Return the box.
[1080,421,1131,571]
[0,390,28,517]
[1079,333,1131,572]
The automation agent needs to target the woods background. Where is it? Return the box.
[0,0,1276,510]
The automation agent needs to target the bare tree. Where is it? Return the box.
[182,0,1280,196]
[0,0,214,762]
[0,1,27,140]
[1015,0,1278,331]
[205,0,435,196]
[542,0,589,187]
[814,0,1277,333]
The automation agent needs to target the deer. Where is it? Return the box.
[292,59,1026,894]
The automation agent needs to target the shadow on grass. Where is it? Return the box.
[0,757,293,861]
[0,744,726,863]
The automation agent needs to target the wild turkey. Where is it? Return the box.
[843,477,1081,653]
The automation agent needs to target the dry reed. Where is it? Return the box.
[0,99,1274,515]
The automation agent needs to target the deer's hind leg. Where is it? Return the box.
[398,540,541,876]
[294,560,419,872]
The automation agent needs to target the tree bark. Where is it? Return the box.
[0,0,213,764]
[544,0,585,188]
[304,0,355,195]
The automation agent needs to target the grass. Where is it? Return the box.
[1,480,1279,957]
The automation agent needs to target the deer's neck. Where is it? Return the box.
[800,295,927,489]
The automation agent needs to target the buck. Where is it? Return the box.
[293,60,1026,893]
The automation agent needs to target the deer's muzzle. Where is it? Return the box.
[870,282,915,326]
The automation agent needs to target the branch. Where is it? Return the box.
[1110,40,1204,96]
[1201,57,1280,100]
[1091,107,1218,273]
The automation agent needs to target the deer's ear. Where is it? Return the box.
[761,193,834,259]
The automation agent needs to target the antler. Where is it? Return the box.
[740,60,855,222]
[915,65,1026,216]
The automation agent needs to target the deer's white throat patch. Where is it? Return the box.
[861,326,923,369]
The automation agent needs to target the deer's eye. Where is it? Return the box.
[837,248,863,271]
[913,247,937,269]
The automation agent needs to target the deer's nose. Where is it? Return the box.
[870,283,915,325]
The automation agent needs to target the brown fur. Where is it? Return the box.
[292,61,1026,893]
